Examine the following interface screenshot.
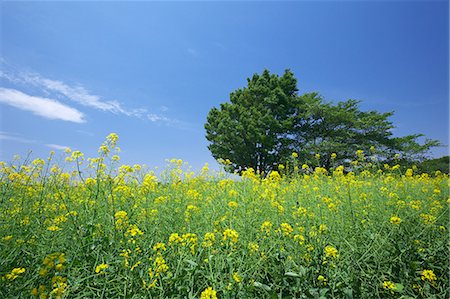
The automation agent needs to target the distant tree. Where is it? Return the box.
[205,69,440,174]
[416,156,449,174]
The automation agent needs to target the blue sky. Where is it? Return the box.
[1,1,448,171]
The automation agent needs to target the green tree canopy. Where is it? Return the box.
[205,69,440,174]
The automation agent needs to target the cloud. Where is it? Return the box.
[1,64,187,127]
[147,113,171,123]
[147,113,179,126]
[1,67,146,117]
[0,87,85,123]
[20,72,133,115]
[146,113,193,131]
[0,131,36,143]
[45,143,70,151]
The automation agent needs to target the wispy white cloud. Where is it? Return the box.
[147,113,172,123]
[1,64,186,127]
[20,72,135,115]
[0,87,85,123]
[0,131,71,151]
[45,143,70,151]
[0,131,36,143]
[147,113,193,130]
[1,67,146,117]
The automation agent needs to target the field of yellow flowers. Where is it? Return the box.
[1,134,448,298]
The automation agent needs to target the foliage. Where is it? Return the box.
[417,156,449,174]
[205,70,440,174]
[0,134,449,298]
[205,69,300,175]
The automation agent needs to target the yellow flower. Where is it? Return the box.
[11,268,26,275]
[247,242,259,253]
[3,267,26,281]
[168,233,182,245]
[331,153,337,159]
[420,213,436,225]
[317,275,327,285]
[383,281,396,290]
[31,287,39,296]
[200,287,217,299]
[291,152,298,158]
[39,268,48,277]
[280,223,293,235]
[233,272,242,283]
[95,263,109,274]
[228,201,238,208]
[260,221,273,234]
[390,215,401,225]
[421,269,437,282]
[55,264,64,271]
[47,225,61,231]
[324,245,338,258]
[318,224,328,234]
[126,224,144,237]
[153,254,168,274]
[114,210,128,219]
[223,228,239,244]
[228,189,238,197]
[202,233,216,248]
[355,149,364,158]
[152,243,167,252]
[405,168,413,177]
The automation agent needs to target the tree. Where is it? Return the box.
[205,69,300,174]
[292,93,440,167]
[205,69,440,174]
[416,156,449,174]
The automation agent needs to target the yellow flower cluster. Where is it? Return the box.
[383,280,396,291]
[1,134,448,297]
[421,269,437,282]
[2,267,25,281]
[95,263,109,274]
[390,215,401,225]
[202,232,216,248]
[200,287,218,299]
[33,253,67,299]
[324,245,338,258]
[223,228,239,244]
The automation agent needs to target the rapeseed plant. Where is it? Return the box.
[0,134,448,298]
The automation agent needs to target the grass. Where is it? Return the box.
[1,134,448,298]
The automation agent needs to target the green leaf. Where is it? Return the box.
[184,259,198,267]
[394,283,404,293]
[284,271,301,277]
[343,288,353,299]
[253,282,272,291]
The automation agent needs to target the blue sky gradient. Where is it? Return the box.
[1,1,448,171]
